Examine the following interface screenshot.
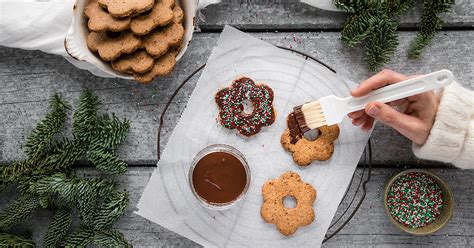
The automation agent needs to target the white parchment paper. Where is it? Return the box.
[136,26,371,247]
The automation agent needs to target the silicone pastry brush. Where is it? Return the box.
[293,69,454,132]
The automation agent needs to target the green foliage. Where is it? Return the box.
[0,90,131,247]
[43,208,72,247]
[0,195,41,230]
[408,0,455,58]
[24,95,69,160]
[334,0,454,71]
[63,229,95,247]
[0,233,35,247]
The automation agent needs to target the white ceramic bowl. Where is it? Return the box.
[64,0,217,79]
[300,0,340,12]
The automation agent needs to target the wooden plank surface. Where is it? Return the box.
[1,31,473,167]
[1,167,473,247]
[198,0,474,31]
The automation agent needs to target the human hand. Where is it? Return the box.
[348,69,440,145]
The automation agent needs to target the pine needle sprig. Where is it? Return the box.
[0,233,35,247]
[88,148,128,175]
[0,90,131,247]
[62,228,95,247]
[43,208,72,247]
[335,0,412,71]
[408,0,455,58]
[335,0,453,71]
[93,191,129,230]
[364,18,400,72]
[24,94,69,161]
[0,194,42,230]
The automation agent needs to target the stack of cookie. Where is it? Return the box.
[84,0,184,84]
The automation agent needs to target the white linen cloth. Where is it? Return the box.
[0,0,75,56]
[136,26,371,247]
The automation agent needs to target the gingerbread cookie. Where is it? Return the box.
[215,77,275,137]
[98,0,154,18]
[261,171,316,236]
[130,0,176,35]
[142,5,185,58]
[134,48,179,84]
[112,50,154,74]
[84,0,130,32]
[86,31,141,61]
[281,112,339,166]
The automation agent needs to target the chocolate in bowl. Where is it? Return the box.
[189,144,250,210]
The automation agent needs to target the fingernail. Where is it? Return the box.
[367,105,379,117]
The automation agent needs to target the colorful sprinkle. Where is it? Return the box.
[387,172,444,228]
[215,77,275,136]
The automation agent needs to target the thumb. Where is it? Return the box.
[365,102,420,135]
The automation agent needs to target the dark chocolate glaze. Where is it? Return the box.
[215,77,275,137]
[287,112,303,144]
[192,152,247,204]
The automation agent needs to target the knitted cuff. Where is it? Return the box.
[412,81,474,168]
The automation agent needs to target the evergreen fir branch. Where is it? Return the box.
[73,89,100,142]
[43,208,72,248]
[24,94,69,161]
[364,18,399,71]
[334,0,381,13]
[93,114,130,150]
[0,233,35,247]
[93,191,129,230]
[43,138,86,171]
[0,194,41,230]
[335,0,452,70]
[340,11,375,47]
[62,229,94,247]
[1,160,35,185]
[35,173,79,208]
[87,177,117,197]
[1,89,130,246]
[383,0,416,17]
[76,181,98,228]
[93,229,130,247]
[87,149,128,175]
[408,0,454,58]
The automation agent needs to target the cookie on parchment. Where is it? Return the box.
[281,112,339,166]
[261,171,317,236]
[142,5,185,58]
[112,50,155,74]
[130,0,176,36]
[84,0,130,32]
[98,0,154,18]
[86,31,141,61]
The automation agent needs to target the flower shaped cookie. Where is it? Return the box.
[261,171,317,236]
[215,77,275,136]
[281,112,340,166]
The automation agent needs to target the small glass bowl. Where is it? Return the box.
[189,144,251,210]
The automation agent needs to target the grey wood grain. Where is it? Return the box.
[198,0,474,31]
[1,167,473,247]
[0,31,473,167]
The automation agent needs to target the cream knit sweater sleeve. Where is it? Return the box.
[412,81,474,169]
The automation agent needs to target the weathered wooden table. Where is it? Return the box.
[1,1,473,247]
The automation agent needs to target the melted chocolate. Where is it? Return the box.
[287,112,303,144]
[192,152,247,204]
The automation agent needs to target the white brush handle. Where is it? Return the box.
[344,69,454,113]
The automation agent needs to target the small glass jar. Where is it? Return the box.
[189,144,251,210]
